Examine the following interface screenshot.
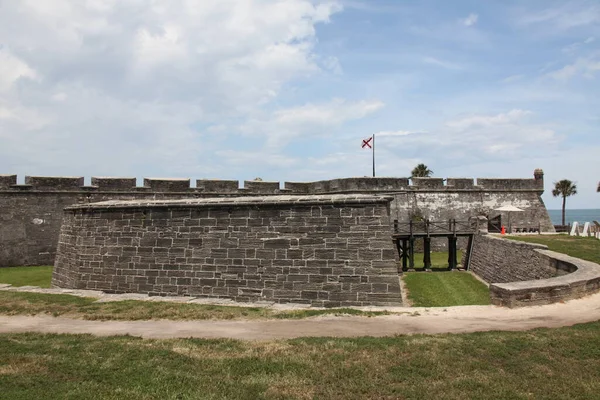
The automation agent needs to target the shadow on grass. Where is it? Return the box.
[403,271,490,307]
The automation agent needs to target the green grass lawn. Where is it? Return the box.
[409,250,463,270]
[506,235,600,264]
[0,291,388,321]
[2,321,600,399]
[0,266,53,288]
[403,272,490,307]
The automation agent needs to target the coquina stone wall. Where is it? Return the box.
[468,234,600,307]
[52,195,402,307]
[1,169,553,267]
[469,234,564,283]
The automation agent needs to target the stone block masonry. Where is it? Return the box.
[52,195,403,307]
[469,234,561,283]
[467,233,600,307]
[0,169,553,267]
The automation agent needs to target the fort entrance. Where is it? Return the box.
[392,219,477,271]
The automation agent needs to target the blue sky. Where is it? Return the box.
[0,0,598,208]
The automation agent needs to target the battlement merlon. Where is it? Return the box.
[0,175,17,189]
[143,178,190,192]
[196,179,239,193]
[0,169,545,193]
[243,180,281,194]
[91,177,137,191]
[25,176,84,191]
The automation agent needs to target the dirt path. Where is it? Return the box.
[2,292,600,340]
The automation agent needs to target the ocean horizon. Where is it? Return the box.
[547,209,600,226]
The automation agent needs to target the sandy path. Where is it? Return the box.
[2,293,600,340]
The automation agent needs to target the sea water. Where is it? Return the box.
[547,209,600,225]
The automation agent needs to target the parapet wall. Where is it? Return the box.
[52,195,402,307]
[0,172,544,193]
[468,234,600,307]
[0,169,553,268]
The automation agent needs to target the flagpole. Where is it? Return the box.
[372,133,375,177]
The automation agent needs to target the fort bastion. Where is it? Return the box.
[0,169,553,269]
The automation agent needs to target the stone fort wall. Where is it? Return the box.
[0,169,553,267]
[52,195,402,307]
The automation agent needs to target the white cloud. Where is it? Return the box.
[461,13,479,27]
[0,101,51,131]
[0,0,344,176]
[501,74,524,83]
[412,110,558,160]
[238,98,384,146]
[375,130,421,137]
[0,0,343,112]
[273,99,384,126]
[562,36,596,54]
[445,109,532,130]
[0,48,38,91]
[322,56,343,75]
[51,93,67,102]
[423,56,462,70]
[134,24,187,69]
[518,3,600,30]
[546,58,600,80]
[216,150,299,169]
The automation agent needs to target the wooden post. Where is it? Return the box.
[464,235,474,270]
[447,236,453,270]
[402,239,408,271]
[409,238,415,269]
[423,237,431,269]
[395,239,402,273]
[448,237,458,270]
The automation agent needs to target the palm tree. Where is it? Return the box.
[552,180,577,226]
[411,163,433,178]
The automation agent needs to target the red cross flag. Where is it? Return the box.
[361,136,373,149]
[361,135,375,177]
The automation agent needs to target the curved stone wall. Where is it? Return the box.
[469,234,600,307]
[52,194,403,307]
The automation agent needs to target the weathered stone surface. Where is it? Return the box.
[25,176,84,191]
[91,177,136,191]
[469,234,558,283]
[468,234,600,307]
[0,175,17,189]
[52,194,402,307]
[0,170,553,267]
[196,179,239,193]
[143,178,190,192]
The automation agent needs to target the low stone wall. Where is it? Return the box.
[52,194,402,307]
[491,251,600,307]
[469,235,561,283]
[469,234,600,307]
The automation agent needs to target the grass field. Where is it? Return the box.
[2,321,600,399]
[0,266,53,288]
[506,235,600,264]
[403,272,490,307]
[1,237,599,398]
[0,291,389,321]
[409,250,463,270]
